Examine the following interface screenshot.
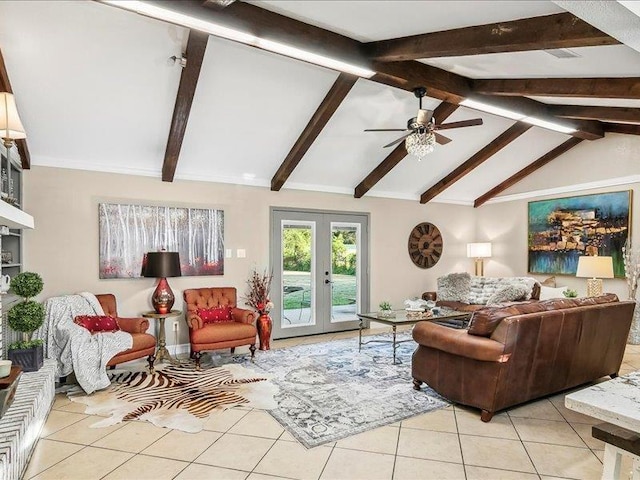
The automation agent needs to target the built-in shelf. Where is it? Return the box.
[5,232,19,237]
[1,264,20,268]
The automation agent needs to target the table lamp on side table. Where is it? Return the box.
[576,255,613,297]
[142,251,181,314]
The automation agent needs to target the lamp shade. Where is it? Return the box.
[0,93,26,141]
[576,256,614,279]
[467,242,492,258]
[142,251,181,278]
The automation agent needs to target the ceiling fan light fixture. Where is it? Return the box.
[102,0,375,78]
[405,131,436,160]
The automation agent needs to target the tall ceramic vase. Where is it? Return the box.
[629,300,640,345]
[257,313,272,351]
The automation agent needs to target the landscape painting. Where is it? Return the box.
[99,203,224,279]
[528,191,631,278]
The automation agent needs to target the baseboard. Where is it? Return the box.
[166,343,190,356]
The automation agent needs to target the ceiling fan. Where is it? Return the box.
[364,87,483,159]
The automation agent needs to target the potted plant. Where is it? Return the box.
[244,269,274,351]
[378,300,394,318]
[7,272,45,372]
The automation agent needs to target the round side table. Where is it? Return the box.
[142,310,182,365]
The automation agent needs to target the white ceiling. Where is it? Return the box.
[0,0,638,206]
[251,1,564,42]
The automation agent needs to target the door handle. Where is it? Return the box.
[325,279,333,284]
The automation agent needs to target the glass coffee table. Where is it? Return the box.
[356,309,471,364]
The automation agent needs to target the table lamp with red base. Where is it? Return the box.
[142,251,182,314]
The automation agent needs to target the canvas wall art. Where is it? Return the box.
[528,190,631,278]
[99,203,224,279]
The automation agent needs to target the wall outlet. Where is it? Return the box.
[225,249,232,258]
[237,248,246,258]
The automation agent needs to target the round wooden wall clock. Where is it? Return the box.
[408,222,443,269]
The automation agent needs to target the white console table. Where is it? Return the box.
[566,371,640,480]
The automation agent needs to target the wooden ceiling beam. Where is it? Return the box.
[604,123,640,135]
[420,122,532,204]
[157,0,365,68]
[162,30,208,182]
[354,102,458,198]
[201,0,236,10]
[271,73,358,191]
[549,105,640,123]
[473,77,640,99]
[0,49,30,169]
[114,2,604,142]
[365,13,618,62]
[474,137,584,208]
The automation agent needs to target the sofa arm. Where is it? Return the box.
[422,291,437,301]
[232,307,255,324]
[412,321,508,363]
[187,312,203,330]
[116,317,149,334]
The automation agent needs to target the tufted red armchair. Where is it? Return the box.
[183,287,257,369]
[95,294,156,372]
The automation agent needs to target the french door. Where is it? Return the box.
[270,208,369,339]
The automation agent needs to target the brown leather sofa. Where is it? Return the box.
[412,294,634,422]
[183,287,257,369]
[95,294,156,372]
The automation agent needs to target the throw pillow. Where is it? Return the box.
[486,285,529,306]
[74,315,120,332]
[197,306,233,324]
[541,276,557,287]
[437,272,471,302]
[539,285,568,300]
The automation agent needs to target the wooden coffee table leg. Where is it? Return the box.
[359,318,363,352]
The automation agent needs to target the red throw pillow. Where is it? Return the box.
[74,315,120,333]
[197,306,233,324]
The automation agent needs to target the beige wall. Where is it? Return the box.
[476,133,640,299]
[23,166,476,345]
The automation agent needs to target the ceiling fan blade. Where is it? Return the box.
[435,133,452,145]
[364,128,408,132]
[434,119,483,130]
[416,109,433,125]
[383,132,412,148]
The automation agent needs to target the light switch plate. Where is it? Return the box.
[237,249,246,258]
[225,249,232,258]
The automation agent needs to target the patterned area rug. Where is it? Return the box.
[236,331,450,448]
[66,364,278,432]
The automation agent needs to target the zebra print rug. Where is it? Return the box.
[65,363,278,432]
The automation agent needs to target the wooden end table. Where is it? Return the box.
[142,310,182,365]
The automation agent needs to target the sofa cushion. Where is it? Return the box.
[191,321,257,344]
[198,306,233,324]
[469,294,620,337]
[437,272,471,302]
[486,285,529,305]
[541,276,557,287]
[74,315,120,332]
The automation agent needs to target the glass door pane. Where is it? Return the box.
[281,220,315,329]
[330,222,360,323]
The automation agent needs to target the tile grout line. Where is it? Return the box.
[25,443,89,479]
[390,421,401,480]
[451,407,468,480]
[506,410,542,478]
[316,443,336,480]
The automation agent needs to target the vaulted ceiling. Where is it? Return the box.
[0,0,639,206]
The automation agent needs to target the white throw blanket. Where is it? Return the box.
[34,293,133,394]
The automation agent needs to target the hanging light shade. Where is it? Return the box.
[405,130,435,160]
[0,92,26,147]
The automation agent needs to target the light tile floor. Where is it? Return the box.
[23,330,640,480]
